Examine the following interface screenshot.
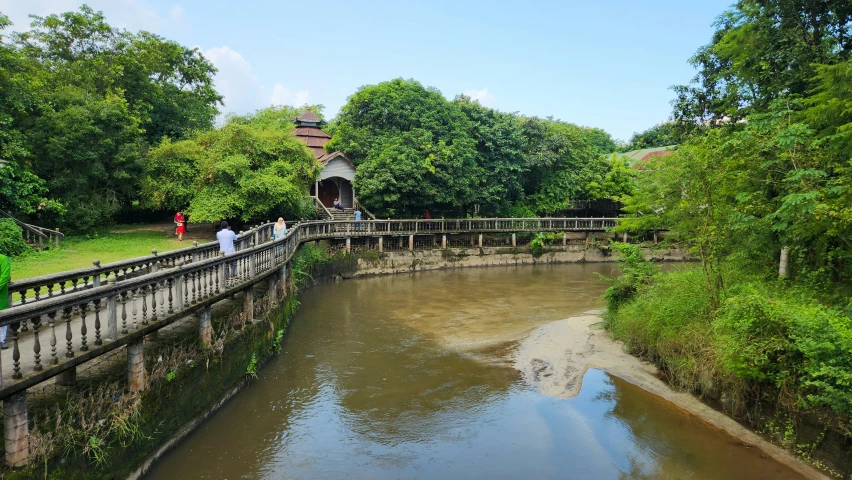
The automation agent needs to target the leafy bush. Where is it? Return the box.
[717,287,852,419]
[604,266,721,394]
[0,219,31,257]
[600,242,657,310]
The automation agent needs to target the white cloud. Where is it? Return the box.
[0,0,186,33]
[270,84,311,107]
[203,46,311,116]
[463,87,496,107]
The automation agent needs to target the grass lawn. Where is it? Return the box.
[12,226,213,281]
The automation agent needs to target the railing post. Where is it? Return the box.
[92,260,101,287]
[127,338,146,392]
[191,242,199,262]
[175,265,185,312]
[151,249,159,273]
[199,305,212,349]
[3,391,29,467]
[55,229,60,249]
[106,275,118,340]
[249,248,256,278]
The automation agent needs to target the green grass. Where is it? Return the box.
[12,229,199,281]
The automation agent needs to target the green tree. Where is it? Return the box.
[327,79,480,217]
[143,111,320,222]
[622,122,683,151]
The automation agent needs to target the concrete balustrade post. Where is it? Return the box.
[441,235,447,248]
[151,249,159,273]
[191,242,199,263]
[127,339,146,392]
[408,235,414,251]
[249,249,256,278]
[92,260,101,287]
[106,275,118,341]
[511,233,516,247]
[199,305,212,349]
[3,391,29,467]
[378,237,383,252]
[174,265,185,312]
[244,288,255,324]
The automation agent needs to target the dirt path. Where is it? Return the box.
[512,310,830,480]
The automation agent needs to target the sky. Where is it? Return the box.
[1,0,733,141]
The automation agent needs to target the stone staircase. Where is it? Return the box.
[328,208,357,221]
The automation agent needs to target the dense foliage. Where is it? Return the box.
[607,0,852,446]
[620,122,684,151]
[0,218,30,257]
[143,107,320,223]
[0,7,221,232]
[327,79,627,218]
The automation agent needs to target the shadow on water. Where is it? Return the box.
[144,264,803,480]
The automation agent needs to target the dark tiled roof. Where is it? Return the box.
[295,110,321,123]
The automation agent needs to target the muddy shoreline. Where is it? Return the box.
[512,310,830,480]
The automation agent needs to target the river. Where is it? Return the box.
[145,264,805,479]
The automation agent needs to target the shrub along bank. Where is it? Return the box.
[603,244,852,477]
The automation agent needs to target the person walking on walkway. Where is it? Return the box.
[217,221,238,279]
[0,254,10,349]
[354,208,362,231]
[273,217,288,239]
[174,211,187,241]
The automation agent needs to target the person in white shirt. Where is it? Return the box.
[217,221,238,278]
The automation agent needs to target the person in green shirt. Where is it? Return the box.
[0,254,10,349]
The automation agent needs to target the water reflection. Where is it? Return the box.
[145,265,802,480]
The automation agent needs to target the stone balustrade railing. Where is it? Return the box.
[7,223,276,307]
[0,217,617,467]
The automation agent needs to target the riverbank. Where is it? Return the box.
[513,310,830,480]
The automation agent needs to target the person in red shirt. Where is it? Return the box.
[174,211,187,241]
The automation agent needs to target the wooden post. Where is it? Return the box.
[3,391,29,467]
[127,338,146,392]
[511,233,516,247]
[199,305,212,348]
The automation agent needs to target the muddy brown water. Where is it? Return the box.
[145,264,804,480]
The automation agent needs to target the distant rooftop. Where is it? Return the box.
[295,110,321,124]
[617,145,677,166]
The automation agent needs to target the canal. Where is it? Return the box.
[145,264,804,479]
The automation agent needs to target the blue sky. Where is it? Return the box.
[1,0,733,141]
